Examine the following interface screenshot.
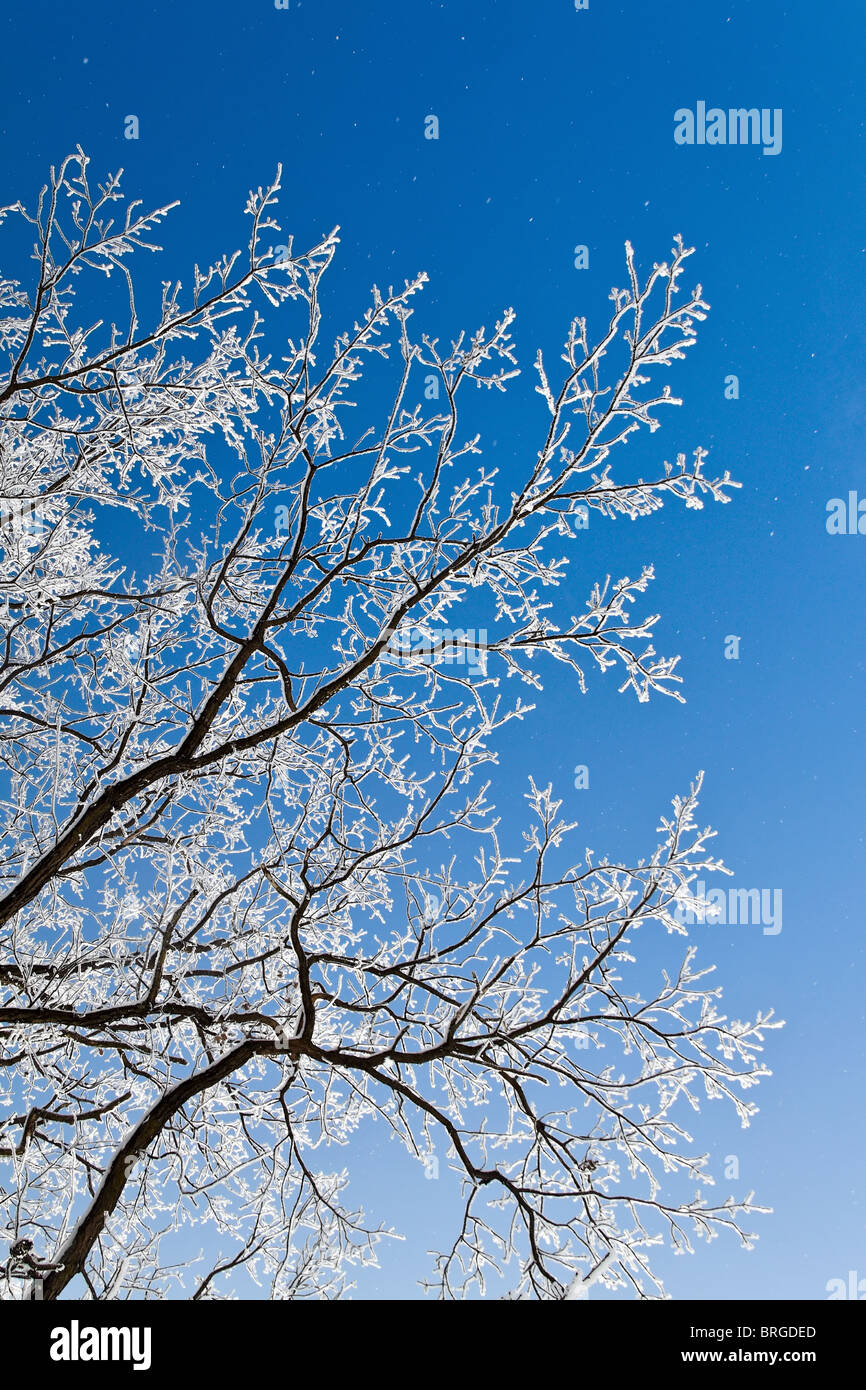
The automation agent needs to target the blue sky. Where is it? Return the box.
[1,0,864,1299]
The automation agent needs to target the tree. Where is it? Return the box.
[0,151,778,1301]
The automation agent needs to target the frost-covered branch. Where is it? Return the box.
[0,154,773,1302]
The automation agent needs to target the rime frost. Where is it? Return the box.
[0,153,774,1302]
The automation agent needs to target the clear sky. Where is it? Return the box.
[1,0,864,1299]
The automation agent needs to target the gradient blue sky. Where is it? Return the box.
[1,0,864,1299]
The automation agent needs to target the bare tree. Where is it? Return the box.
[0,151,779,1301]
